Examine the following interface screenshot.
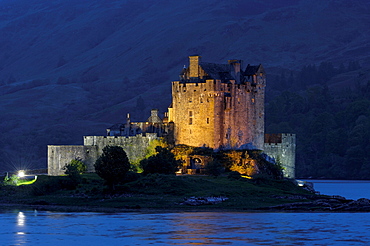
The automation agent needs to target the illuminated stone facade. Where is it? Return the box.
[48,56,296,178]
[168,56,265,150]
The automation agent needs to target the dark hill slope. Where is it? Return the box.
[0,0,369,171]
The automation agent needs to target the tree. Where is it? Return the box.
[65,158,87,174]
[94,146,130,188]
[140,146,180,174]
[64,158,87,186]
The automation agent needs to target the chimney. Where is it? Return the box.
[228,59,242,84]
[189,55,201,78]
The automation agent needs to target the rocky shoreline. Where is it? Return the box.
[260,196,370,212]
[2,195,370,213]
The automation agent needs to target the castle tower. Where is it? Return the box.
[168,56,266,150]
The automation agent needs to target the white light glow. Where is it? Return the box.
[18,170,25,178]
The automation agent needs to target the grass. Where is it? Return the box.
[0,173,318,212]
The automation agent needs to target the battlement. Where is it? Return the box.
[171,56,266,150]
[265,133,296,145]
[48,56,295,179]
[84,134,158,146]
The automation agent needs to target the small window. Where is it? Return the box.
[189,118,193,125]
[207,118,209,124]
[189,111,193,117]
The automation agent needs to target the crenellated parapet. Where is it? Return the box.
[48,55,295,179]
[169,56,265,150]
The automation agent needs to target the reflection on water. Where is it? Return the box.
[15,211,27,245]
[1,210,370,245]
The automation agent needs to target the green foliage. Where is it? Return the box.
[266,74,370,179]
[251,152,283,180]
[31,176,75,195]
[131,139,167,172]
[0,173,315,210]
[122,171,142,184]
[64,158,87,187]
[65,158,87,174]
[205,159,224,176]
[213,150,282,180]
[3,174,19,186]
[94,146,131,188]
[123,173,194,195]
[227,171,242,180]
[140,146,180,174]
[192,147,214,156]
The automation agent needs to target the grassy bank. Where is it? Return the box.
[0,173,318,212]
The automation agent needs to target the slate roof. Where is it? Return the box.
[107,123,124,131]
[200,62,233,80]
[244,64,262,76]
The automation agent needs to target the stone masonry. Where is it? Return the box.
[48,55,296,178]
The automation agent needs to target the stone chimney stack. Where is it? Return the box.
[228,59,242,84]
[147,109,162,123]
[189,55,201,78]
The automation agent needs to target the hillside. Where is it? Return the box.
[0,0,369,175]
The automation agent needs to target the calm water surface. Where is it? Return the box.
[2,181,370,246]
[1,210,370,246]
[306,180,370,200]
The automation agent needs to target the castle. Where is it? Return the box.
[48,56,295,178]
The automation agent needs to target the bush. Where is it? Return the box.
[227,171,242,180]
[123,171,142,184]
[64,158,87,174]
[94,146,131,189]
[140,146,180,175]
[64,158,87,186]
[205,159,224,176]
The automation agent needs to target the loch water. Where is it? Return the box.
[1,180,370,246]
[306,179,370,200]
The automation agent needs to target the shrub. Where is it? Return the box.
[140,146,180,175]
[94,146,131,189]
[64,158,87,174]
[227,171,242,180]
[205,159,224,176]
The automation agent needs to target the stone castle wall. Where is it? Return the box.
[170,80,216,148]
[263,133,296,178]
[48,145,98,176]
[48,134,157,176]
[170,58,265,150]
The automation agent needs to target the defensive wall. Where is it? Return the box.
[263,133,296,179]
[48,134,158,176]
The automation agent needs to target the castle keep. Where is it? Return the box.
[168,56,265,150]
[48,56,295,178]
